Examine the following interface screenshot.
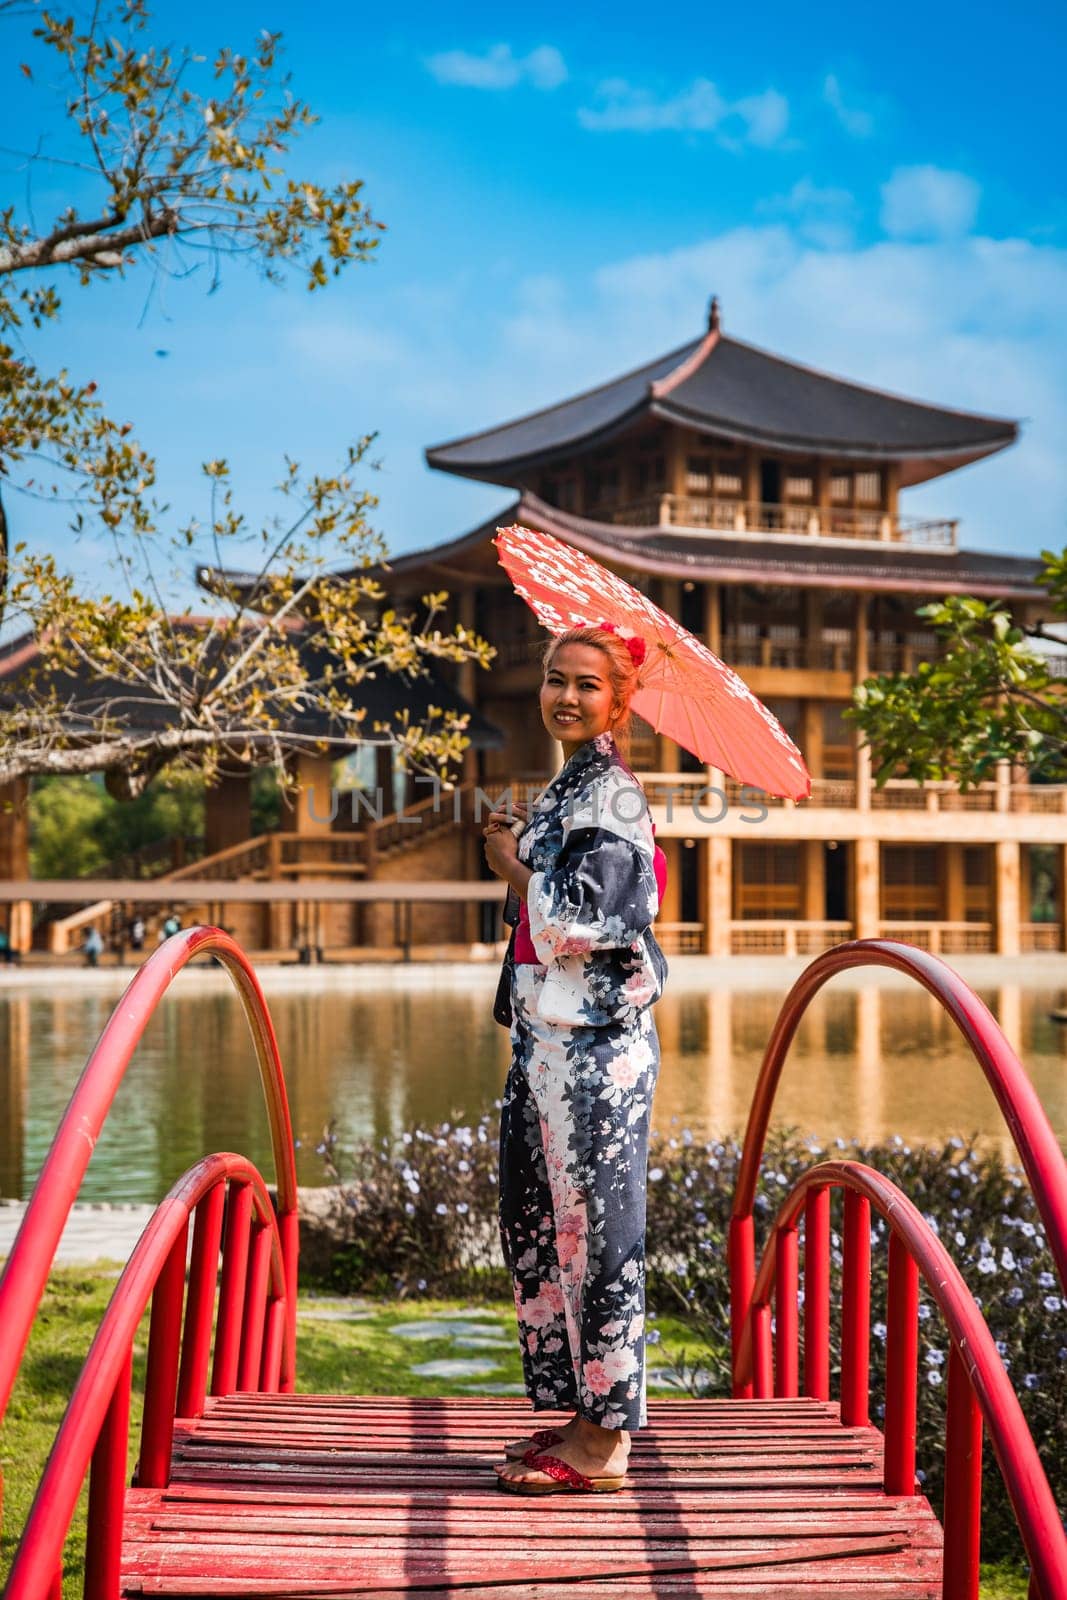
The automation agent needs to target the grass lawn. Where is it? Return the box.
[0,1266,1030,1597]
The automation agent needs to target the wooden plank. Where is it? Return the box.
[122,1392,943,1600]
[122,1534,919,1583]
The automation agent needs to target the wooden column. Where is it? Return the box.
[743,448,760,523]
[658,579,682,772]
[290,752,336,836]
[204,767,253,857]
[994,839,1021,957]
[885,461,901,524]
[0,779,31,954]
[854,595,871,812]
[800,701,823,783]
[0,994,29,1199]
[804,589,824,670]
[853,836,880,940]
[1060,845,1067,955]
[375,745,394,818]
[660,839,683,925]
[802,840,825,923]
[703,835,732,958]
[667,428,686,506]
[704,581,722,657]
[943,844,966,924]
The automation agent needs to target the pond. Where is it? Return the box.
[2,961,1066,1204]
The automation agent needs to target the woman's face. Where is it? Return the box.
[540,642,620,757]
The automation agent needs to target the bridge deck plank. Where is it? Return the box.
[120,1395,943,1598]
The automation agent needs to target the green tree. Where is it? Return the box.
[848,549,1067,787]
[28,776,110,877]
[29,768,206,875]
[0,2,491,797]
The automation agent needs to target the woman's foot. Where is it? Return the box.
[495,1416,630,1488]
[503,1416,578,1461]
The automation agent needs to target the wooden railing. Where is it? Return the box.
[608,494,957,548]
[729,921,854,956]
[877,920,992,954]
[654,921,704,954]
[166,834,273,882]
[1022,922,1061,951]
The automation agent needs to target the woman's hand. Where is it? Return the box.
[483,824,519,879]
[483,801,528,837]
[482,802,532,895]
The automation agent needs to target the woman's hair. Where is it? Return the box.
[542,625,643,763]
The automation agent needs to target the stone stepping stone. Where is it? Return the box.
[394,1320,509,1342]
[427,1307,504,1322]
[298,1306,375,1322]
[453,1334,513,1350]
[411,1358,500,1379]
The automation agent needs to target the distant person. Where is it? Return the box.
[129,915,146,952]
[159,912,181,943]
[0,927,15,966]
[82,926,104,968]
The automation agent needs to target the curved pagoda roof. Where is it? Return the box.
[426,306,1018,487]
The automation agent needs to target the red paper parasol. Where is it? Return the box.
[493,523,810,801]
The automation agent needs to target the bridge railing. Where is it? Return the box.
[729,938,1067,1395]
[5,1151,294,1600]
[735,1160,1067,1600]
[0,927,299,1441]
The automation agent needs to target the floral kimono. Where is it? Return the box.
[497,730,667,1432]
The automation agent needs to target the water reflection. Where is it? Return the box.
[1,977,1065,1204]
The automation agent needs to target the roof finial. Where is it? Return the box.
[708,294,721,333]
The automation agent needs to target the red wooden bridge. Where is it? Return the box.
[1,930,1065,1598]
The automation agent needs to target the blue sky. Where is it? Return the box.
[2,0,1065,606]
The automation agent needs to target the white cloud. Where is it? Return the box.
[881,165,981,240]
[823,72,875,138]
[733,90,790,149]
[758,177,859,248]
[284,222,1067,563]
[578,76,789,148]
[425,43,567,91]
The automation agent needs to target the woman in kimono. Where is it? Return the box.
[482,624,668,1495]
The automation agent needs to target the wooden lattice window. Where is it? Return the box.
[737,843,801,920]
[882,846,941,920]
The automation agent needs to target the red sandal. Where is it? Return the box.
[498,1447,627,1495]
[503,1426,563,1461]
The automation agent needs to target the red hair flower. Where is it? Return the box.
[598,621,647,667]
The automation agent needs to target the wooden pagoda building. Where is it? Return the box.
[385,297,1066,958]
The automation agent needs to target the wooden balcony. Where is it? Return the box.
[610,494,957,549]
